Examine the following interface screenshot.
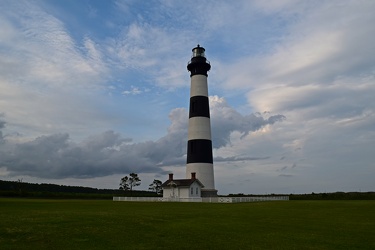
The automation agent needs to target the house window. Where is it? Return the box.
[191,187,193,195]
[196,187,198,195]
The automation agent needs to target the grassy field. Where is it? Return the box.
[0,199,374,249]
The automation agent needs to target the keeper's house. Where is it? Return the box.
[161,173,204,199]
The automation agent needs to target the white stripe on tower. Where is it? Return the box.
[186,45,217,197]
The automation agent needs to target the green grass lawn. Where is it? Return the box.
[0,199,374,249]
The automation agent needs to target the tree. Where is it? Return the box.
[119,176,130,191]
[16,178,24,193]
[119,173,141,196]
[149,179,162,195]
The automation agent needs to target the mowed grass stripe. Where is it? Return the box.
[0,199,374,249]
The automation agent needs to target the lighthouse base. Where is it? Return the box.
[201,189,218,197]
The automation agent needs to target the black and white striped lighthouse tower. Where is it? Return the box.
[186,45,217,197]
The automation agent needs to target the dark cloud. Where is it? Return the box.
[279,166,288,171]
[277,163,297,172]
[210,96,285,148]
[279,174,293,177]
[0,131,163,179]
[0,97,285,179]
[214,156,270,162]
[0,115,5,143]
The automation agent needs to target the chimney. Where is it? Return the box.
[191,172,196,180]
[169,173,173,181]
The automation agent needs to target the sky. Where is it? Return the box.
[0,0,374,194]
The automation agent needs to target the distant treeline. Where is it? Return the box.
[0,179,159,199]
[1,179,374,200]
[227,192,375,200]
[290,192,375,200]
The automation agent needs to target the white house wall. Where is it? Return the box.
[162,181,202,199]
[179,187,189,198]
[189,182,201,197]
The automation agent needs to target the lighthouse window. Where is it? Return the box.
[192,48,205,58]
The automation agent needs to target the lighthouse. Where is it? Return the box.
[186,45,217,197]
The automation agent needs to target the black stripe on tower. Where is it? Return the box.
[187,139,213,163]
[189,96,210,118]
[187,57,211,77]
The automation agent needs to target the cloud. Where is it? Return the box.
[279,174,293,177]
[0,1,107,89]
[0,1,116,140]
[210,96,285,148]
[0,131,159,179]
[214,156,270,162]
[279,166,288,171]
[207,1,375,193]
[0,96,285,179]
[122,86,143,95]
[106,20,193,89]
[218,1,375,116]
[0,115,5,143]
[1,0,373,193]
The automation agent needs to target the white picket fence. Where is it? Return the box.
[113,196,289,203]
[206,196,289,203]
[112,197,201,202]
